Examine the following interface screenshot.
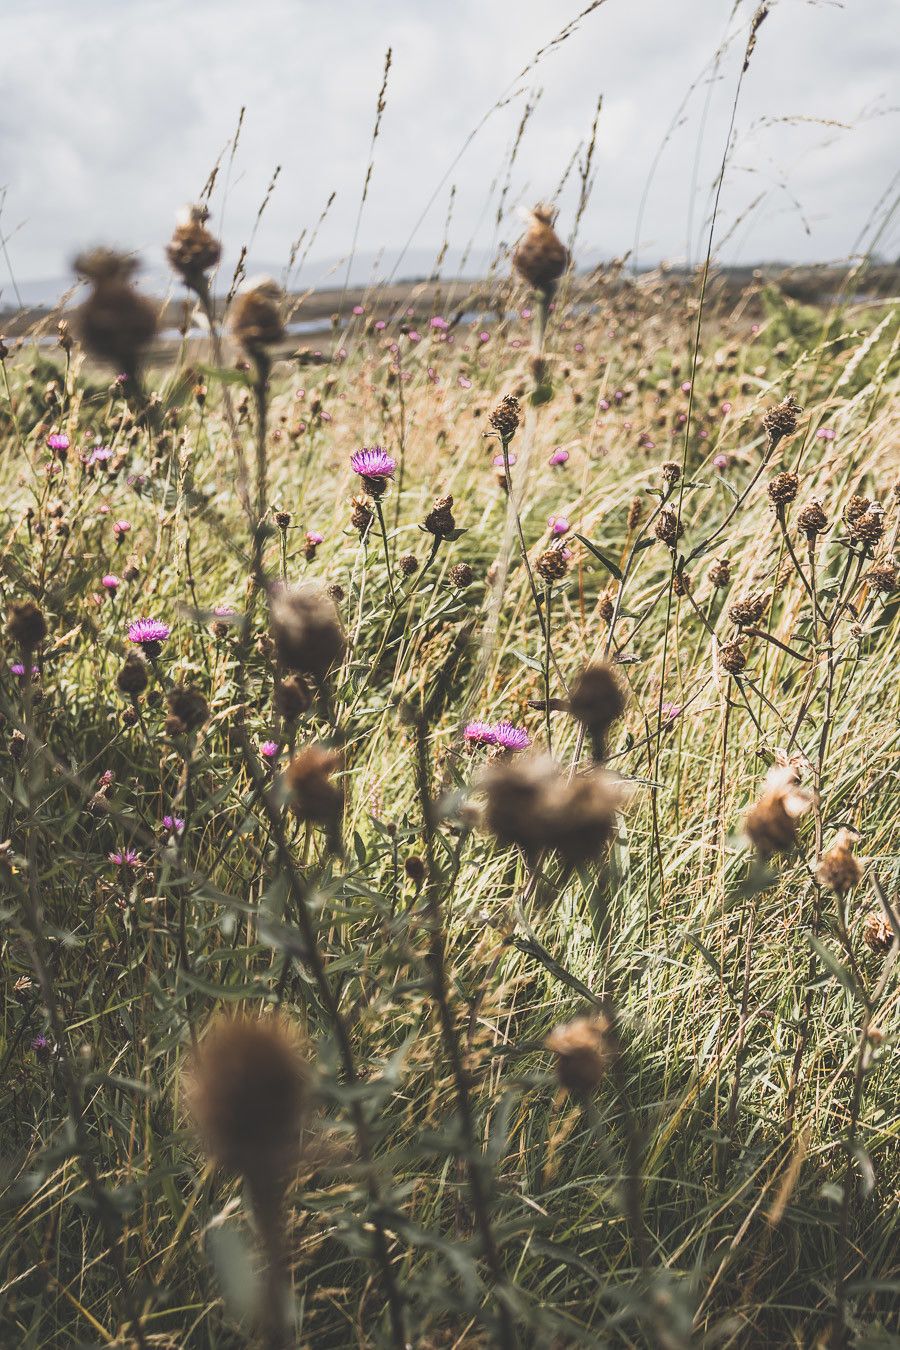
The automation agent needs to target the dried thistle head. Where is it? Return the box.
[545,1011,615,1095]
[744,764,815,858]
[479,754,625,867]
[847,501,885,547]
[116,650,149,698]
[283,745,343,842]
[164,684,209,736]
[423,494,457,540]
[536,545,570,584]
[268,583,345,681]
[654,507,683,550]
[512,205,569,298]
[863,912,894,955]
[230,277,285,356]
[568,662,626,762]
[185,1013,311,1190]
[815,828,863,897]
[626,496,643,532]
[73,248,158,379]
[797,498,828,540]
[867,557,898,595]
[762,394,801,450]
[767,471,799,508]
[350,493,375,537]
[728,591,769,629]
[709,558,731,589]
[718,640,746,676]
[274,673,313,721]
[661,460,681,486]
[7,599,46,650]
[489,394,520,443]
[166,204,222,293]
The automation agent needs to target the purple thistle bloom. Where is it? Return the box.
[549,448,569,466]
[90,445,114,463]
[109,848,139,867]
[351,447,396,481]
[816,427,835,440]
[491,721,531,751]
[31,1034,51,1059]
[464,721,497,746]
[430,316,449,331]
[47,433,70,453]
[713,453,729,470]
[162,815,185,834]
[102,574,119,591]
[549,516,570,537]
[127,618,171,655]
[306,530,324,546]
[661,701,682,724]
[260,740,280,760]
[10,662,39,678]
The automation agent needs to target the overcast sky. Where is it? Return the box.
[2,0,898,298]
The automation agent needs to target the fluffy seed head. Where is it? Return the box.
[268,583,345,680]
[283,745,343,842]
[7,599,46,650]
[273,673,312,721]
[744,764,815,857]
[815,828,863,896]
[545,1012,615,1094]
[165,685,209,736]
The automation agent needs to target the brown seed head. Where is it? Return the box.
[73,248,158,376]
[848,503,885,547]
[762,394,802,449]
[728,591,769,629]
[719,640,747,675]
[545,1012,616,1094]
[404,854,427,888]
[449,561,474,589]
[164,684,209,736]
[867,558,898,595]
[536,546,570,584]
[661,460,681,486]
[627,496,643,531]
[230,278,285,355]
[843,494,869,524]
[268,583,345,681]
[398,552,419,577]
[512,206,569,297]
[815,828,863,897]
[423,494,457,539]
[568,662,626,762]
[863,912,894,955]
[744,763,815,857]
[767,471,799,508]
[273,673,312,721]
[654,507,683,549]
[709,558,731,589]
[480,753,625,866]
[185,1013,310,1189]
[166,205,222,291]
[283,745,343,840]
[116,651,148,698]
[7,599,46,650]
[797,498,828,539]
[351,494,374,536]
[489,394,520,443]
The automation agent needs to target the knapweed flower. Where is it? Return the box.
[260,740,280,761]
[102,574,119,592]
[10,663,39,678]
[464,721,496,746]
[304,530,324,562]
[549,448,569,466]
[47,433,70,454]
[816,427,835,441]
[90,445,114,465]
[492,721,531,751]
[162,815,185,834]
[713,453,729,470]
[31,1034,52,1060]
[113,519,131,540]
[549,516,570,537]
[109,848,139,868]
[430,316,449,331]
[350,447,396,496]
[660,701,682,724]
[127,618,170,656]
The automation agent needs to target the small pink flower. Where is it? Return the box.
[549,448,569,466]
[407,330,421,343]
[430,316,448,331]
[713,453,729,470]
[681,381,692,393]
[720,401,732,414]
[598,398,610,412]
[375,320,386,331]
[521,307,532,320]
[352,305,364,315]
[479,331,490,343]
[660,701,682,724]
[493,452,517,469]
[458,376,472,389]
[816,427,835,441]
[113,519,131,539]
[260,740,280,760]
[47,433,70,454]
[574,342,584,353]
[549,516,570,536]
[102,574,119,592]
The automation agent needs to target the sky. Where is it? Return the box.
[1,0,898,301]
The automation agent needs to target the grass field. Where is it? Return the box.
[1,232,898,1350]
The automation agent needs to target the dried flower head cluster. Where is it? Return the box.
[567,662,626,761]
[488,394,520,443]
[283,745,343,843]
[744,764,815,857]
[7,599,46,650]
[230,278,285,356]
[814,828,862,896]
[74,248,158,379]
[479,754,626,866]
[423,494,457,540]
[545,1011,615,1094]
[512,206,569,298]
[763,394,802,450]
[166,204,222,293]
[767,470,799,508]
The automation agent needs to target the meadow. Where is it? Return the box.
[0,200,898,1350]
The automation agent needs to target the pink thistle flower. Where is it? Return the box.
[47,433,70,453]
[102,574,119,592]
[375,319,386,331]
[90,445,114,464]
[352,305,364,316]
[816,427,835,441]
[109,848,139,868]
[713,453,729,470]
[127,618,170,655]
[113,519,131,540]
[549,516,570,536]
[491,721,531,751]
[549,448,569,466]
[162,815,185,834]
[493,452,517,469]
[464,721,497,746]
[479,331,490,343]
[430,316,449,331]
[350,447,396,484]
[407,330,421,343]
[681,381,692,393]
[10,662,39,678]
[521,307,532,320]
[660,701,682,724]
[260,740,280,760]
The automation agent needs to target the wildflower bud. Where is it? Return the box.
[283,746,343,844]
[326,583,345,604]
[744,764,814,857]
[116,651,149,697]
[536,546,570,584]
[545,1012,615,1095]
[654,507,683,549]
[230,278,285,356]
[719,640,746,675]
[767,471,799,508]
[121,706,139,728]
[488,394,520,442]
[165,684,209,736]
[351,494,374,536]
[166,204,222,293]
[73,249,158,379]
[57,320,72,353]
[404,855,427,888]
[185,1013,311,1194]
[709,558,731,589]
[661,460,681,486]
[728,591,769,629]
[7,599,46,650]
[598,589,615,623]
[268,583,345,681]
[273,673,312,720]
[512,205,569,298]
[848,502,885,547]
[867,558,897,594]
[568,662,625,762]
[762,394,801,449]
[423,494,457,540]
[274,510,292,531]
[304,530,324,562]
[863,913,894,955]
[449,561,474,589]
[814,828,862,897]
[797,498,828,539]
[398,553,419,577]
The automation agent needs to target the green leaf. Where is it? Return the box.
[574,534,622,579]
[806,933,864,1002]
